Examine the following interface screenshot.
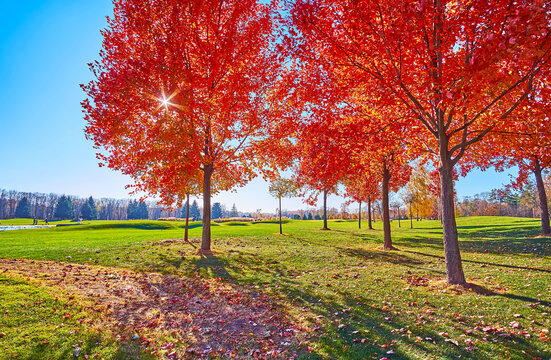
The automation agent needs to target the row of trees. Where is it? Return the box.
[83,0,551,285]
[1,190,174,221]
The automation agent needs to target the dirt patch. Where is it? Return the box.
[0,258,302,359]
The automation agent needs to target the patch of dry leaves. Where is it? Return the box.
[0,259,303,359]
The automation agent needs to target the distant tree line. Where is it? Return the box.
[457,180,550,218]
[0,189,256,222]
[0,189,186,221]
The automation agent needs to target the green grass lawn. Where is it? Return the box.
[0,216,549,359]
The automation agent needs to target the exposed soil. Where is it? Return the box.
[0,258,302,359]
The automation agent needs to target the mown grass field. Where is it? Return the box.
[0,216,550,359]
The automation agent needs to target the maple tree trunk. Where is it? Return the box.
[533,158,551,235]
[358,201,362,229]
[322,190,329,230]
[279,196,283,235]
[201,164,214,253]
[439,153,466,285]
[382,165,394,250]
[368,199,373,230]
[184,193,190,242]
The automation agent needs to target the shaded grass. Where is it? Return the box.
[0,216,550,359]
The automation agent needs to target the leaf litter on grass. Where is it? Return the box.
[0,258,306,359]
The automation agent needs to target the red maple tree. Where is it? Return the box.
[288,0,551,284]
[83,0,287,252]
[344,173,380,230]
[491,71,551,234]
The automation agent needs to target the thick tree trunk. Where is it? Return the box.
[534,158,551,235]
[322,189,329,230]
[358,201,362,229]
[382,164,394,250]
[368,199,373,230]
[279,196,283,235]
[184,193,190,242]
[201,164,214,253]
[439,152,466,285]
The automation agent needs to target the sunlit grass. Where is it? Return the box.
[0,216,549,359]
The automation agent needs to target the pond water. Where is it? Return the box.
[0,225,56,231]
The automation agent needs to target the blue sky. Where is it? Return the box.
[0,1,516,213]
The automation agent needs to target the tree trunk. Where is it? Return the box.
[201,164,214,253]
[184,193,190,242]
[409,201,413,229]
[368,199,373,230]
[397,207,401,228]
[439,151,466,285]
[382,163,394,250]
[279,196,283,235]
[358,201,362,229]
[534,158,551,235]
[322,189,329,230]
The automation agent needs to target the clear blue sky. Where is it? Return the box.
[0,1,516,213]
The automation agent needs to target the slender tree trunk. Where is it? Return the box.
[397,207,401,228]
[201,164,214,253]
[322,189,329,230]
[534,157,551,235]
[279,196,283,235]
[368,199,373,230]
[358,201,362,229]
[382,163,394,250]
[184,193,190,242]
[439,148,466,285]
[409,201,413,229]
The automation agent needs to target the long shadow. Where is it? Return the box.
[343,247,446,276]
[384,224,551,256]
[403,249,551,274]
[467,283,551,308]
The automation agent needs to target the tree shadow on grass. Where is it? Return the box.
[231,258,544,360]
[193,253,234,281]
[341,247,446,276]
[157,242,550,359]
[403,249,551,274]
[465,283,551,308]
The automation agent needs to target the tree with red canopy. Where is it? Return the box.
[492,71,551,234]
[344,172,380,230]
[349,124,413,250]
[293,120,344,230]
[83,0,287,253]
[288,0,551,284]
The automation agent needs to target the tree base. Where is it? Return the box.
[381,245,399,251]
[320,227,331,231]
[447,278,468,286]
[198,249,213,256]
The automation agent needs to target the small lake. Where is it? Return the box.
[0,225,56,231]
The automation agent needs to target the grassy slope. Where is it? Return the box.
[0,216,549,359]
